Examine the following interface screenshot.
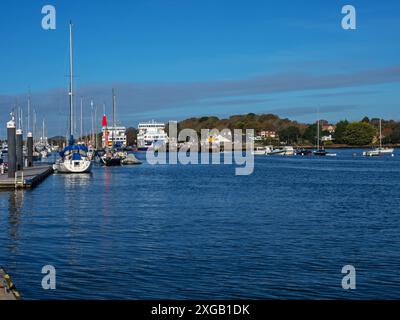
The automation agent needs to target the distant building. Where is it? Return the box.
[206,133,232,145]
[102,126,127,148]
[260,130,277,139]
[321,124,336,133]
[321,134,334,142]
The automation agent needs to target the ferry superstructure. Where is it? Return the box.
[137,121,168,151]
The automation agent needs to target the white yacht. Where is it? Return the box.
[252,147,267,156]
[363,119,394,157]
[53,21,92,174]
[137,121,168,151]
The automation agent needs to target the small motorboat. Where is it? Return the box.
[101,153,122,166]
[252,147,266,156]
[266,148,286,156]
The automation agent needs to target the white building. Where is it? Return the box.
[102,126,127,148]
[321,134,334,142]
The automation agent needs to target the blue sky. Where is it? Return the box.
[0,0,399,136]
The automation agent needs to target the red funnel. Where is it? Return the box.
[102,115,107,127]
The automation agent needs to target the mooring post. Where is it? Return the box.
[7,116,17,178]
[27,132,33,167]
[16,128,23,171]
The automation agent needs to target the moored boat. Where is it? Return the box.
[363,119,394,157]
[313,115,330,156]
[295,148,312,156]
[53,145,92,173]
[100,150,122,166]
[252,146,267,155]
[313,149,328,156]
[53,21,92,174]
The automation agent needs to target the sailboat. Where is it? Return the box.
[100,89,123,166]
[53,21,92,173]
[363,119,394,157]
[313,118,327,156]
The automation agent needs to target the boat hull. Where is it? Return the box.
[101,157,122,166]
[252,150,266,156]
[363,148,394,157]
[378,148,394,154]
[266,150,286,156]
[313,150,328,156]
[53,159,92,173]
[295,149,312,156]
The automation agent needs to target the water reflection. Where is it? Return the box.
[7,190,24,254]
[62,173,92,189]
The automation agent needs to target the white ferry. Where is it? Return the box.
[137,121,169,151]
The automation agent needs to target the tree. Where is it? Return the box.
[333,120,349,144]
[126,127,137,146]
[302,124,317,144]
[361,116,370,123]
[343,122,376,146]
[386,123,400,144]
[235,121,245,129]
[278,126,300,143]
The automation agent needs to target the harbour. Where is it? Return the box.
[1,149,400,299]
[1,0,400,305]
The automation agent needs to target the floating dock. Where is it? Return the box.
[0,268,20,300]
[0,165,53,189]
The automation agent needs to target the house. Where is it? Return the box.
[321,124,336,133]
[321,135,334,142]
[259,130,277,139]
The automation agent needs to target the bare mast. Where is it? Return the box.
[112,89,116,149]
[91,99,94,145]
[80,96,83,142]
[68,20,74,145]
[27,92,31,134]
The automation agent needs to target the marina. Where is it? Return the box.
[1,0,400,304]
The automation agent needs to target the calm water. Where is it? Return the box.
[1,149,400,300]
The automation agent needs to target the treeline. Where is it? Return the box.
[178,113,306,133]
[175,113,400,146]
[48,113,400,147]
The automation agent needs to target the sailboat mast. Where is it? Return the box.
[379,118,382,148]
[80,96,83,142]
[27,93,31,133]
[68,20,74,145]
[94,103,98,150]
[316,119,320,150]
[112,89,116,148]
[91,99,94,145]
[33,108,37,143]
